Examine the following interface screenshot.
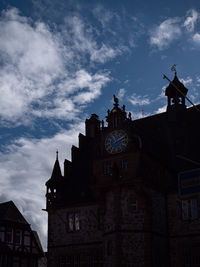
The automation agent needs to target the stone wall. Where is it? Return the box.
[168,192,200,267]
[48,204,102,267]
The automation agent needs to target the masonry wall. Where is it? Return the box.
[168,192,200,267]
[47,204,103,267]
[102,186,155,267]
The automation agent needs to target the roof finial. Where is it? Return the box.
[56,150,58,160]
[171,64,177,76]
[113,94,119,107]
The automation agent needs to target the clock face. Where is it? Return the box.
[105,130,128,154]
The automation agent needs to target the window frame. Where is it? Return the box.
[122,159,129,170]
[67,212,81,232]
[5,228,13,243]
[104,161,112,175]
[181,198,198,221]
[128,196,138,213]
[14,229,22,245]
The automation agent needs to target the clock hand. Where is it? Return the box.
[113,136,126,144]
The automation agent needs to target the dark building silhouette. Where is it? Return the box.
[0,201,46,267]
[45,73,200,267]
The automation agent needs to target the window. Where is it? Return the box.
[15,230,22,244]
[183,247,200,267]
[74,255,80,267]
[75,213,80,231]
[13,257,20,267]
[24,231,30,246]
[66,256,72,266]
[5,228,13,243]
[128,196,138,213]
[130,199,137,212]
[60,256,66,267]
[104,161,112,175]
[60,255,80,267]
[68,213,74,231]
[182,199,198,220]
[67,213,80,232]
[60,254,103,267]
[107,240,113,256]
[122,159,129,170]
[0,226,4,242]
[98,214,103,230]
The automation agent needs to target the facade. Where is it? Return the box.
[0,200,46,267]
[45,73,200,267]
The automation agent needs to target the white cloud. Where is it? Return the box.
[190,89,200,104]
[192,33,200,45]
[90,44,119,63]
[150,18,182,50]
[117,88,126,100]
[93,5,114,29]
[132,111,147,120]
[180,77,193,86]
[129,93,150,106]
[0,8,119,125]
[184,9,199,32]
[0,122,84,250]
[196,76,200,84]
[156,105,167,114]
[64,15,123,64]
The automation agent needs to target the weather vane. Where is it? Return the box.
[171,64,177,75]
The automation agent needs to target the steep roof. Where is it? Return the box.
[32,231,44,255]
[46,152,63,187]
[50,158,62,179]
[0,201,29,225]
[165,74,188,97]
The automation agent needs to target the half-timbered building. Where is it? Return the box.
[0,201,46,267]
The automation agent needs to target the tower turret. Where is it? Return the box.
[165,72,188,111]
[106,95,130,128]
[45,151,63,209]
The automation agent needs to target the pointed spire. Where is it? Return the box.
[51,150,62,179]
[45,151,63,187]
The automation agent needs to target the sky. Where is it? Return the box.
[0,0,200,250]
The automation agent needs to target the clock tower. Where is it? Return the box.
[93,95,142,186]
[91,96,150,267]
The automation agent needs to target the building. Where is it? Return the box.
[0,200,46,267]
[45,73,200,267]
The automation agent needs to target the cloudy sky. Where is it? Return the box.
[0,0,200,250]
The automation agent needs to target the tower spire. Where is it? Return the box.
[50,151,62,180]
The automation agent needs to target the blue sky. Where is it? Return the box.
[0,0,200,250]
